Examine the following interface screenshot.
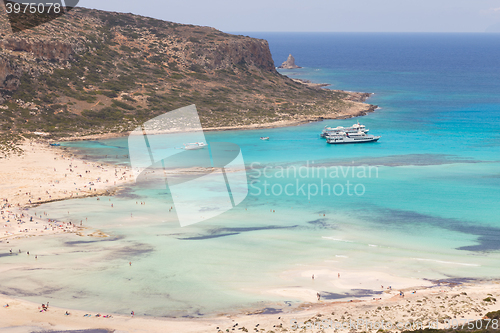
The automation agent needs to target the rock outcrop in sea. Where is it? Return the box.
[278,54,301,69]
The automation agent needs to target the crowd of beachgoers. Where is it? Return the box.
[1,141,499,332]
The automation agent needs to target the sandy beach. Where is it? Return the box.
[0,279,498,332]
[0,141,133,241]
[2,1,500,331]
[1,141,499,333]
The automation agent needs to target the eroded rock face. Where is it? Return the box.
[210,39,276,72]
[0,38,75,61]
[0,56,21,94]
[0,38,74,101]
[278,54,301,69]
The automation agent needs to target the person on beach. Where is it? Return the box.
[131,311,135,316]
[338,273,340,278]
[317,293,320,301]
[312,274,314,280]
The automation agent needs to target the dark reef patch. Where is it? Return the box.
[177,225,298,240]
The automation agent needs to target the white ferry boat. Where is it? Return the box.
[326,131,380,144]
[320,122,368,137]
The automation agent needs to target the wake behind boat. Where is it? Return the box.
[184,142,208,150]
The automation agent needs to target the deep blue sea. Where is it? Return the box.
[1,33,500,317]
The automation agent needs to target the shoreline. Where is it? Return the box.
[52,88,376,142]
[0,278,499,332]
[5,113,499,332]
[290,78,331,88]
[0,141,133,241]
[52,104,377,143]
[1,142,500,332]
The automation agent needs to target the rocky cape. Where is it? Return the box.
[0,7,376,140]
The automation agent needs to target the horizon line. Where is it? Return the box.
[227,31,500,34]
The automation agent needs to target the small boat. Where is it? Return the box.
[326,131,380,144]
[260,137,270,141]
[184,142,208,150]
[50,143,61,146]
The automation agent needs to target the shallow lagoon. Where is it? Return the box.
[1,33,500,316]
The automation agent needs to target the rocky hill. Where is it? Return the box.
[0,6,375,142]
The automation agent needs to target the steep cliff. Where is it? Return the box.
[0,38,75,61]
[0,8,374,138]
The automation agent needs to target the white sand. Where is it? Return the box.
[1,141,499,332]
[0,141,133,241]
[0,281,499,332]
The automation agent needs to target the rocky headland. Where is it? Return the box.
[0,7,375,148]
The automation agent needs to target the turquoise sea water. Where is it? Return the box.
[1,33,500,317]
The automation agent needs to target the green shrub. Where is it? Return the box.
[485,310,500,319]
[112,100,135,110]
[122,95,137,102]
[168,61,179,71]
[82,107,124,121]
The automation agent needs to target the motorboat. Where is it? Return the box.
[184,142,208,150]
